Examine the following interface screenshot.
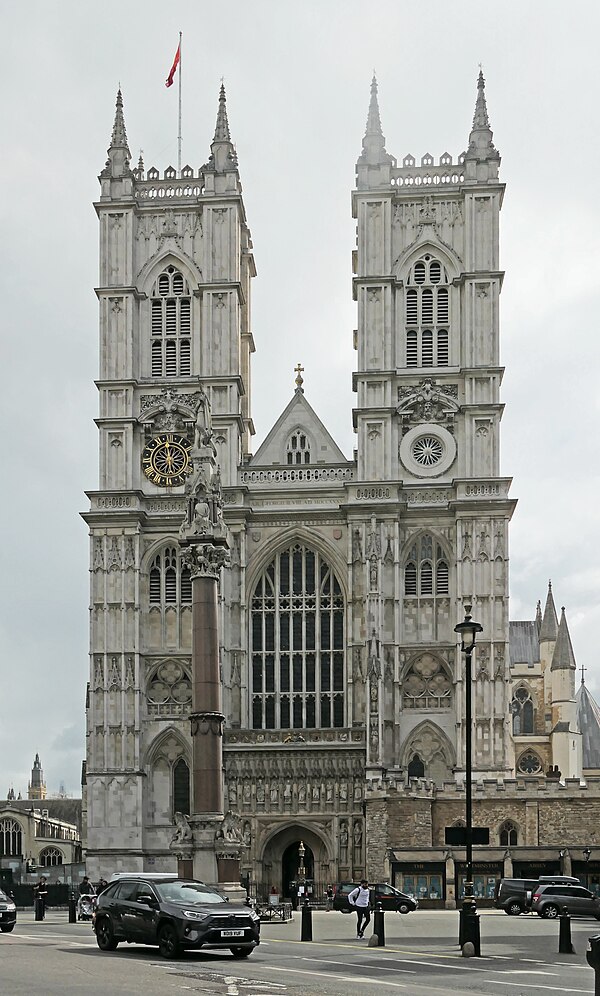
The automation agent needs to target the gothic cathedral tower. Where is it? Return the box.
[352,74,515,795]
[83,87,255,876]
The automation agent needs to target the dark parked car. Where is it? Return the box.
[333,882,417,914]
[494,876,580,915]
[0,887,16,932]
[531,883,600,920]
[94,875,260,959]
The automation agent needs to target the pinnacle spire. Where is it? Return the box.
[358,74,394,168]
[213,83,231,143]
[101,88,132,180]
[550,607,577,671]
[539,580,558,642]
[204,82,238,175]
[464,69,500,164]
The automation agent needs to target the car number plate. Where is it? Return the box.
[220,929,245,937]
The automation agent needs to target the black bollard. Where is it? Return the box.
[373,902,385,947]
[586,934,600,996]
[300,898,312,941]
[68,892,77,924]
[34,897,43,921]
[462,905,481,957]
[559,907,575,954]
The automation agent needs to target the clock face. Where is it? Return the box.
[142,433,192,487]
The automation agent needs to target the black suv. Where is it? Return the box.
[494,876,580,915]
[0,887,16,932]
[333,882,417,914]
[94,875,260,959]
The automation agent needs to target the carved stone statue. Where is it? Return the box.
[193,387,212,449]
[171,811,193,845]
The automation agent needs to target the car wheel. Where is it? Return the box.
[230,946,253,958]
[95,917,119,951]
[398,903,410,914]
[506,902,522,916]
[158,923,181,960]
[542,905,560,919]
[0,925,15,933]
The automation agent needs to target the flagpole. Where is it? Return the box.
[177,31,182,174]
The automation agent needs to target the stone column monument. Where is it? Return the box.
[177,388,245,896]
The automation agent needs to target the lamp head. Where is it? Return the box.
[454,608,483,653]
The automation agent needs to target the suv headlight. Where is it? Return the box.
[183,910,210,921]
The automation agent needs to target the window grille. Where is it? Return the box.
[149,265,192,377]
[404,254,450,367]
[404,535,450,599]
[149,547,190,606]
[251,544,345,730]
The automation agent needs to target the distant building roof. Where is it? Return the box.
[510,621,540,667]
[0,798,82,833]
[576,683,600,771]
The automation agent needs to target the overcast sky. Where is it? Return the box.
[1,1,599,798]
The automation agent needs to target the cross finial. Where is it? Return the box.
[580,662,588,686]
[294,363,304,391]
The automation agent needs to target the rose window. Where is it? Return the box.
[412,435,443,466]
[517,751,542,775]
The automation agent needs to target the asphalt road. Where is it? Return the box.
[2,908,599,995]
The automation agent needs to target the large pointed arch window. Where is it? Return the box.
[0,819,22,856]
[251,544,345,730]
[150,265,192,377]
[405,254,450,368]
[512,686,534,735]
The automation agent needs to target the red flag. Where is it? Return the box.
[165,43,180,88]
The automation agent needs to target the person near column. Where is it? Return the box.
[34,876,48,919]
[348,879,371,939]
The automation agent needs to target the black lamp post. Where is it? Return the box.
[455,604,483,954]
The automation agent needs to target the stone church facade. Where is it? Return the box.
[83,75,600,904]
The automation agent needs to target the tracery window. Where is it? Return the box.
[286,430,311,465]
[517,751,543,775]
[404,534,450,596]
[147,660,192,716]
[149,547,192,605]
[39,847,64,866]
[150,265,192,377]
[251,544,345,730]
[499,821,518,847]
[512,686,534,735]
[0,819,22,856]
[405,254,450,368]
[403,654,452,709]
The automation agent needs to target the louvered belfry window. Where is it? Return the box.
[251,544,345,730]
[150,265,192,377]
[405,254,450,368]
[149,547,192,605]
[404,534,450,597]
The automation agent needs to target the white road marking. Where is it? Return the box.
[488,983,592,993]
[265,966,407,987]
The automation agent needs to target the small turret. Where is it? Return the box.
[101,88,133,180]
[551,607,577,672]
[539,581,558,642]
[28,752,47,800]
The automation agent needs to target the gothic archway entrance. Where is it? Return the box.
[260,824,331,903]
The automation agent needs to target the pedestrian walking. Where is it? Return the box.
[348,879,371,938]
[34,876,48,919]
[326,884,334,911]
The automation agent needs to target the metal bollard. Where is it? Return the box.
[462,905,481,957]
[559,906,575,954]
[300,898,312,941]
[34,897,44,921]
[68,892,77,923]
[586,934,600,996]
[373,902,385,947]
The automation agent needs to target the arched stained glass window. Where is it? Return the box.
[499,821,518,846]
[251,544,345,730]
[0,819,22,856]
[512,686,534,735]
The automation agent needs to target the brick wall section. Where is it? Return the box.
[387,797,433,847]
[538,800,600,844]
[432,801,524,845]
[366,798,388,879]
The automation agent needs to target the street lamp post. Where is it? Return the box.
[455,604,483,955]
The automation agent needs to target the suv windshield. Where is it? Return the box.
[154,881,227,905]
